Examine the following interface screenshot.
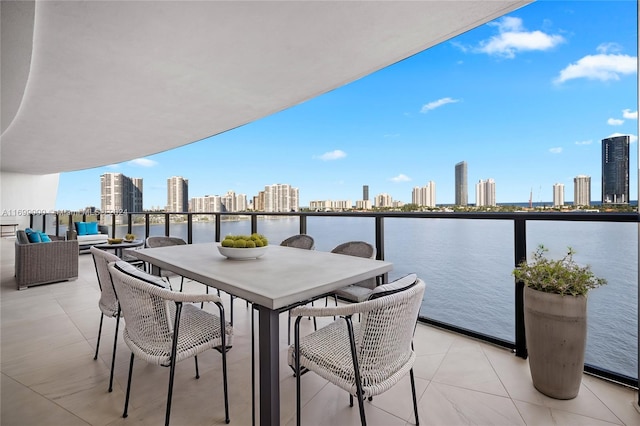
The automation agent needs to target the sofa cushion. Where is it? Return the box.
[86,222,99,235]
[368,273,418,300]
[16,230,30,244]
[27,230,42,243]
[75,222,88,235]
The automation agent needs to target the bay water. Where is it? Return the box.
[115,216,638,379]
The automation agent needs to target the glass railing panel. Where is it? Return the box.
[117,214,147,240]
[527,221,638,379]
[191,214,216,243]
[254,215,301,246]
[306,216,375,252]
[386,218,516,342]
[219,214,251,238]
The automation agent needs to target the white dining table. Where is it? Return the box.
[127,242,393,425]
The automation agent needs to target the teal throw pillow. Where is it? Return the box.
[27,231,42,243]
[39,233,52,242]
[86,222,99,235]
[75,222,88,236]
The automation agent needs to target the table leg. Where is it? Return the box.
[257,305,280,425]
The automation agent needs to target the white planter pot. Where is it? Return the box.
[524,286,587,399]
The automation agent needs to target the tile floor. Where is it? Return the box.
[1,237,639,425]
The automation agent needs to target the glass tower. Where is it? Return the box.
[601,136,629,204]
[455,161,468,206]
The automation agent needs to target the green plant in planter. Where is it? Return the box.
[513,244,607,296]
[513,244,607,399]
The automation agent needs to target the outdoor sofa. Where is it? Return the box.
[14,229,79,290]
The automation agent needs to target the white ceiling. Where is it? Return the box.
[1,0,530,175]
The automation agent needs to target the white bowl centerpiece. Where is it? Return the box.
[218,233,268,260]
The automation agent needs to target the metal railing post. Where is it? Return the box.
[251,214,258,234]
[215,214,221,242]
[145,213,150,240]
[187,213,193,244]
[300,214,307,235]
[514,218,527,359]
[374,216,387,284]
[164,213,170,236]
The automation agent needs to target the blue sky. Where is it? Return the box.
[56,1,638,210]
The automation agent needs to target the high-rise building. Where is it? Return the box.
[166,176,189,212]
[190,195,223,212]
[100,172,143,224]
[264,184,299,212]
[363,185,369,201]
[602,135,630,204]
[553,183,564,207]
[574,175,591,207]
[374,193,393,208]
[412,181,436,207]
[355,200,372,210]
[455,161,468,206]
[475,178,496,206]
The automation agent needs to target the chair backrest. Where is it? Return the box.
[358,278,426,380]
[331,241,375,259]
[280,234,315,250]
[108,261,177,357]
[90,246,121,316]
[146,236,187,248]
[331,241,376,289]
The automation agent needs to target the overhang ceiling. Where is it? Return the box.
[1,0,530,175]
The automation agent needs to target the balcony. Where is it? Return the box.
[2,213,640,425]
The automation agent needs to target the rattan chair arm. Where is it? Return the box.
[290,298,381,318]
[140,282,223,304]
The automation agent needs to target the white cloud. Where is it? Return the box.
[315,150,347,161]
[106,164,120,169]
[390,174,411,183]
[607,118,624,126]
[128,158,158,167]
[623,109,638,119]
[607,132,638,144]
[476,16,565,59]
[420,97,459,113]
[575,140,592,146]
[554,53,637,84]
[597,42,623,54]
[549,147,563,154]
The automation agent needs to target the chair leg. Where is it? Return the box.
[179,276,184,292]
[194,355,200,379]
[294,316,304,426]
[229,294,234,326]
[165,303,184,426]
[410,368,420,425]
[220,306,231,424]
[123,353,135,418]
[345,316,367,426]
[94,313,104,360]
[251,305,256,426]
[108,312,121,392]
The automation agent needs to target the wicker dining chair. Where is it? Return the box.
[280,234,315,250]
[330,241,378,304]
[90,246,123,392]
[144,236,187,290]
[108,261,233,426]
[281,234,316,344]
[289,275,425,426]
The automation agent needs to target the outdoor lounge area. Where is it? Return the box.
[1,236,639,425]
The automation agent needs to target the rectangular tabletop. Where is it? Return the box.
[129,243,393,311]
[128,242,392,425]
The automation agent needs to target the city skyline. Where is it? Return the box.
[55,1,638,210]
